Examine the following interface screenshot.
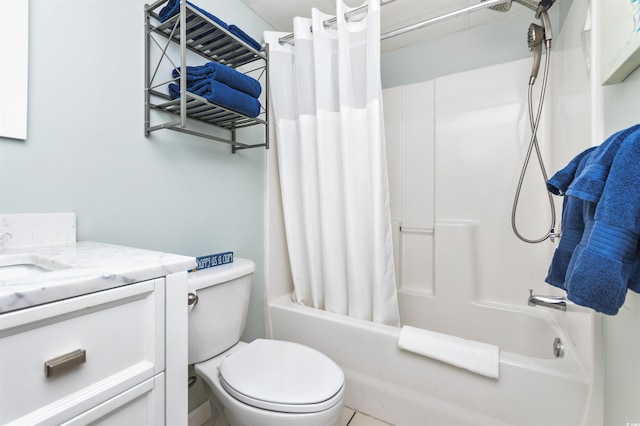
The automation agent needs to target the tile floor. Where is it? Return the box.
[341,407,393,426]
[194,404,392,426]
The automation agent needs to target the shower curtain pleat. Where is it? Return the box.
[265,0,400,326]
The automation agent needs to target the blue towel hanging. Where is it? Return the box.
[566,124,640,202]
[545,148,594,289]
[546,147,596,196]
[560,125,640,314]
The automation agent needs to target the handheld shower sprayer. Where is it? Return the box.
[527,23,543,85]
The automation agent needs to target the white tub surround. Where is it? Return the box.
[0,213,196,425]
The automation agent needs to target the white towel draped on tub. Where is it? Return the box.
[398,326,500,379]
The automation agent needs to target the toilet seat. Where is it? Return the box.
[217,339,344,414]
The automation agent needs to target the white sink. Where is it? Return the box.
[0,254,70,280]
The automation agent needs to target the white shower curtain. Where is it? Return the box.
[265,0,400,326]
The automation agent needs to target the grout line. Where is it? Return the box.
[346,410,357,425]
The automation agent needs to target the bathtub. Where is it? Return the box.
[267,292,602,426]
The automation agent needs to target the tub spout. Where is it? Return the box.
[528,289,567,311]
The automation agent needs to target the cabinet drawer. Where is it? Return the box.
[0,279,165,425]
[63,374,165,426]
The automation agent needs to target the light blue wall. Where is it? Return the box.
[0,0,271,349]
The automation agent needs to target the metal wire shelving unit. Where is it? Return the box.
[144,0,268,152]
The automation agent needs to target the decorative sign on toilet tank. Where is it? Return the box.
[191,251,234,272]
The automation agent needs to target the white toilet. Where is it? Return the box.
[188,258,345,426]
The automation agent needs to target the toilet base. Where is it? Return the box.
[195,342,345,426]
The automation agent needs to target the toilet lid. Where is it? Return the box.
[218,339,344,413]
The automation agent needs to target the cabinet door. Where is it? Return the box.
[62,374,165,426]
[0,279,165,425]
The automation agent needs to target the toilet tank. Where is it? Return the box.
[188,258,255,364]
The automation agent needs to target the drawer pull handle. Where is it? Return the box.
[44,349,86,378]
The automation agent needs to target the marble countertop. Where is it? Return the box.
[0,241,196,314]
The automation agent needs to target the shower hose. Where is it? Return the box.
[511,42,558,244]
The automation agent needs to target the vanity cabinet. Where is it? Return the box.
[0,276,181,425]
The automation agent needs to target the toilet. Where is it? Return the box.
[188,258,345,426]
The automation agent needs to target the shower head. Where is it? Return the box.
[485,0,512,12]
[482,0,537,13]
[482,0,556,17]
[527,22,544,51]
[528,23,544,84]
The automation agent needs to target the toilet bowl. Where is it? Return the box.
[188,258,345,426]
[195,340,345,426]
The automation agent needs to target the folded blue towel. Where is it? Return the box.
[545,149,594,289]
[229,24,262,51]
[169,79,261,117]
[172,62,262,98]
[566,124,640,202]
[158,0,228,29]
[158,1,261,51]
[158,0,229,51]
[564,126,640,315]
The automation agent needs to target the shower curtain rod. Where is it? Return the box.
[277,0,509,45]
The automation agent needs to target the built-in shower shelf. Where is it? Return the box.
[144,0,269,152]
